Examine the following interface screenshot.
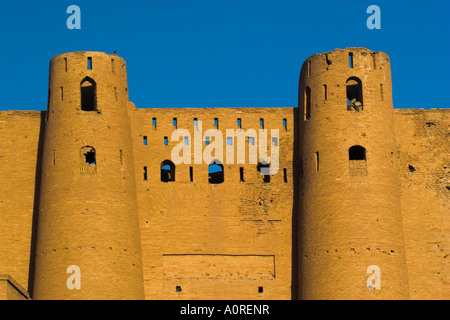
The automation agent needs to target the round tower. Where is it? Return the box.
[32,52,145,299]
[297,48,410,299]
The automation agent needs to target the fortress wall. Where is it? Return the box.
[130,107,296,299]
[394,108,450,299]
[0,111,44,292]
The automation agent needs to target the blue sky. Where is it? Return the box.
[0,0,449,111]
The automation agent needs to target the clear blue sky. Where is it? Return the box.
[0,0,449,111]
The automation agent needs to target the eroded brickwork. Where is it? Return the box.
[0,48,448,300]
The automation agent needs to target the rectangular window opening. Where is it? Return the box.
[240,167,245,182]
[88,57,92,70]
[143,166,147,181]
[214,118,219,128]
[283,118,287,130]
[237,118,241,128]
[260,118,264,129]
[173,118,177,128]
[194,118,198,129]
[349,53,354,68]
[283,168,287,183]
[143,136,147,146]
[60,87,63,101]
[164,136,168,146]
[189,166,193,182]
[323,84,327,101]
[258,286,264,294]
[64,58,67,72]
[152,117,157,129]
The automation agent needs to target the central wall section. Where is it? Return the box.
[130,107,295,299]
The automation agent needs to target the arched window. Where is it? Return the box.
[80,146,96,174]
[346,77,363,111]
[304,86,311,120]
[81,77,97,111]
[349,145,367,176]
[257,162,271,183]
[161,160,175,182]
[208,160,224,184]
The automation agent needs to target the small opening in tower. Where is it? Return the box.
[258,286,264,293]
[176,286,182,292]
[283,168,287,182]
[80,146,96,174]
[325,54,332,66]
[143,136,147,145]
[283,118,287,130]
[257,162,271,183]
[80,77,97,111]
[143,166,147,181]
[209,160,224,184]
[346,77,363,111]
[60,87,63,101]
[408,165,416,173]
[173,117,177,128]
[304,86,311,120]
[194,118,198,129]
[349,146,367,176]
[161,160,176,182]
[349,145,366,161]
[240,167,245,182]
[237,118,242,128]
[189,166,193,182]
[323,84,327,101]
[152,117,157,129]
[164,136,168,146]
[119,149,123,166]
[349,52,354,68]
[260,118,264,129]
[111,58,115,74]
[64,58,68,72]
[214,118,219,129]
[87,57,92,70]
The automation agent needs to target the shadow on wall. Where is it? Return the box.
[27,111,46,298]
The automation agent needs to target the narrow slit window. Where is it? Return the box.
[304,86,311,120]
[60,87,63,101]
[283,118,287,130]
[53,150,56,166]
[240,167,245,182]
[283,168,287,182]
[315,152,319,172]
[349,53,353,68]
[119,150,123,166]
[260,118,264,129]
[111,58,115,73]
[143,166,148,181]
[152,117,157,129]
[323,84,327,101]
[64,58,68,72]
[237,118,242,128]
[173,118,177,128]
[88,57,92,70]
[164,136,168,146]
[258,286,264,294]
[143,136,147,145]
[194,118,198,129]
[214,118,219,128]
[189,166,193,182]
